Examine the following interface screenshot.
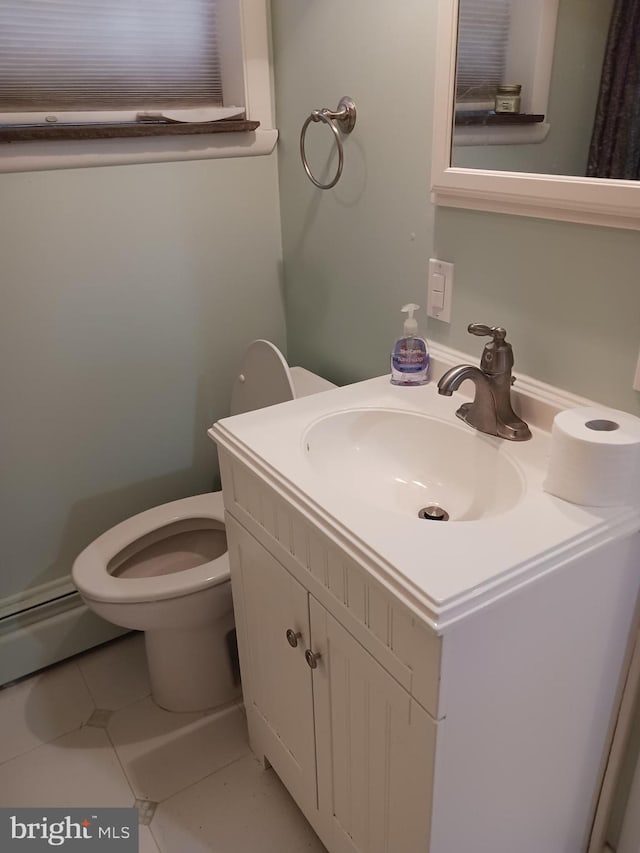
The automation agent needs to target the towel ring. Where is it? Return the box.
[300,97,357,190]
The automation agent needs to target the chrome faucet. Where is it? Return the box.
[437,324,531,441]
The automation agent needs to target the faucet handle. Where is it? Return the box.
[468,324,507,342]
[468,324,513,375]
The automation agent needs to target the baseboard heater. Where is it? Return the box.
[0,578,125,685]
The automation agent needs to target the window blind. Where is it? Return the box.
[456,0,511,101]
[0,0,222,112]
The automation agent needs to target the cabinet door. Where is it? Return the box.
[310,598,436,853]
[226,516,316,809]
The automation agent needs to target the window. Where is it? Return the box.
[456,0,511,105]
[454,0,560,145]
[0,0,276,171]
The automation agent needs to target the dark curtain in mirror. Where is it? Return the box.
[587,0,640,180]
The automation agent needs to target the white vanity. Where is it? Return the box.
[209,346,640,853]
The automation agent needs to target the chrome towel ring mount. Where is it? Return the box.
[300,96,357,190]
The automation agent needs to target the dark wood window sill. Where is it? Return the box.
[0,119,259,143]
[454,113,545,127]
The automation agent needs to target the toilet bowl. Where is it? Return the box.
[72,341,335,712]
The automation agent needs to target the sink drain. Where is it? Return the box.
[418,505,450,522]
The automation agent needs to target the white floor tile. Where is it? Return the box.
[139,826,160,853]
[152,754,327,853]
[0,660,94,765]
[0,727,134,808]
[108,699,249,802]
[77,633,151,711]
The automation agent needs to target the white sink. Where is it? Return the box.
[303,408,525,521]
[212,372,638,622]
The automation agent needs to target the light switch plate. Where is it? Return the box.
[427,259,454,323]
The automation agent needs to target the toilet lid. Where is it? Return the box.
[230,340,296,416]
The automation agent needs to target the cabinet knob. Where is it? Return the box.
[305,649,322,669]
[286,629,302,648]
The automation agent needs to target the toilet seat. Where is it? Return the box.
[72,492,228,605]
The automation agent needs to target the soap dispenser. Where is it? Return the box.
[390,303,430,385]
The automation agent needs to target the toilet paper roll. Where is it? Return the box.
[543,406,640,507]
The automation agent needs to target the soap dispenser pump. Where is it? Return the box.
[390,303,430,386]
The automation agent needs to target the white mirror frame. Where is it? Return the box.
[431,0,640,231]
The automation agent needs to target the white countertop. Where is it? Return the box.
[210,371,640,631]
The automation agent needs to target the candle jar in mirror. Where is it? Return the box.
[495,84,522,114]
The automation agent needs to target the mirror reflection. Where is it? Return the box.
[451,0,640,181]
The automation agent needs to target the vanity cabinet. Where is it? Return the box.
[218,444,640,853]
[227,513,435,853]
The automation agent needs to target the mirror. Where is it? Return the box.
[431,0,640,229]
[453,0,617,178]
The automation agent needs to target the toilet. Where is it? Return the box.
[72,341,335,713]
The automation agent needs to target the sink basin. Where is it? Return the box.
[303,408,525,522]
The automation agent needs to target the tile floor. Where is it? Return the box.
[0,633,327,852]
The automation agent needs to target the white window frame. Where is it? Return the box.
[0,0,277,174]
[454,0,559,147]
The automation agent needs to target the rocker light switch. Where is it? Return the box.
[431,273,445,311]
[427,259,454,323]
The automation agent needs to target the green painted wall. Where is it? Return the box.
[271,0,640,416]
[272,0,435,385]
[0,155,285,602]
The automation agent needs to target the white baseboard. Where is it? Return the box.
[0,591,126,685]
